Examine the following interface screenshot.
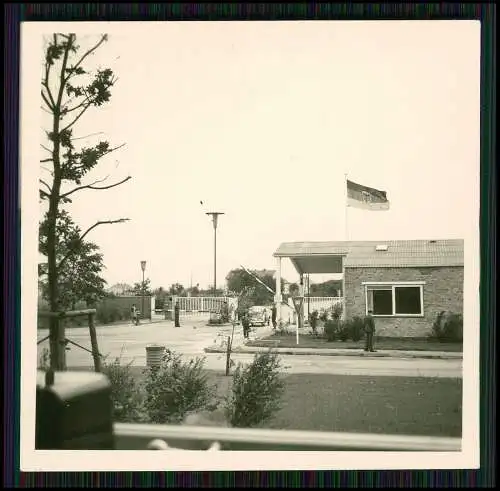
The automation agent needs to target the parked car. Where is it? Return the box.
[248,306,269,327]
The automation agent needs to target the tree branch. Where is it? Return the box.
[60,101,92,133]
[40,158,53,163]
[40,105,53,115]
[62,97,91,114]
[57,218,129,270]
[60,175,131,199]
[42,54,56,108]
[70,34,108,80]
[41,90,54,111]
[39,179,52,193]
[72,131,105,141]
[55,35,72,110]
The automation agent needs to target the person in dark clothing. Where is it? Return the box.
[271,304,277,330]
[174,302,180,327]
[241,312,251,339]
[364,309,376,352]
[131,304,139,326]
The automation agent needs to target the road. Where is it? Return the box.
[37,317,462,378]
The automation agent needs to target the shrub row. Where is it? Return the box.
[43,349,286,429]
[430,311,463,343]
[323,316,365,342]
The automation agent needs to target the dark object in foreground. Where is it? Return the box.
[36,370,114,449]
[36,370,461,450]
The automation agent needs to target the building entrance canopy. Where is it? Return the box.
[273,242,347,276]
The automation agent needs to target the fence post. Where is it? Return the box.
[88,312,102,372]
[49,316,67,371]
[225,336,232,376]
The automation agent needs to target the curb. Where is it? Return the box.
[203,346,462,360]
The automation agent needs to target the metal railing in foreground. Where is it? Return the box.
[114,423,461,451]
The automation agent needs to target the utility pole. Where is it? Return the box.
[206,212,224,296]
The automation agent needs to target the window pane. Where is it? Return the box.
[395,287,421,314]
[372,289,393,315]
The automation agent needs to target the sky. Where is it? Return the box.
[26,20,481,290]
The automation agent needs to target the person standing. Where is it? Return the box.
[241,311,251,339]
[364,309,376,352]
[131,304,139,326]
[174,301,180,327]
[271,304,277,330]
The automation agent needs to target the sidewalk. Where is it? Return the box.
[204,343,462,360]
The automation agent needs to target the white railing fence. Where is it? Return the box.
[287,296,345,324]
[169,296,238,316]
[302,296,344,313]
[114,423,461,452]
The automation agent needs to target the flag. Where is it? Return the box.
[346,179,390,211]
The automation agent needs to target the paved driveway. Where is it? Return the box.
[37,317,462,378]
[37,316,267,366]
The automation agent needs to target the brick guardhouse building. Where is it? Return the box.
[273,239,464,337]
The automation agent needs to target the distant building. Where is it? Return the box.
[274,239,464,337]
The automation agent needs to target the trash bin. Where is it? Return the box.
[146,344,165,368]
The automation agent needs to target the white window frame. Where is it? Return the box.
[362,281,425,317]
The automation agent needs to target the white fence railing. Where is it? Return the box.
[170,296,238,315]
[114,423,461,451]
[302,296,344,313]
[287,297,345,322]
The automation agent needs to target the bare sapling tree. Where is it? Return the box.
[40,33,131,368]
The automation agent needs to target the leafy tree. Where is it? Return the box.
[187,284,200,297]
[153,286,168,309]
[226,268,283,307]
[310,280,342,296]
[169,283,186,296]
[39,210,106,309]
[40,34,131,368]
[133,279,152,296]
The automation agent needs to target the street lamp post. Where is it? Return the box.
[206,212,224,296]
[140,260,146,319]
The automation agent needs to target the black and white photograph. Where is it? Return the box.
[21,20,480,471]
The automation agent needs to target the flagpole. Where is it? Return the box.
[344,173,349,241]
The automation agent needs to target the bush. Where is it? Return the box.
[274,321,294,336]
[101,354,144,422]
[224,350,285,428]
[331,302,343,320]
[431,311,463,343]
[324,319,341,342]
[347,316,365,342]
[309,310,319,334]
[337,321,350,342]
[143,349,219,424]
[318,309,329,323]
[96,302,125,325]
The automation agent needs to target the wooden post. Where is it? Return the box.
[49,316,58,371]
[49,316,66,371]
[88,312,102,372]
[225,336,231,376]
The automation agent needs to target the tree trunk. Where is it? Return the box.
[47,42,67,370]
[47,196,61,370]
